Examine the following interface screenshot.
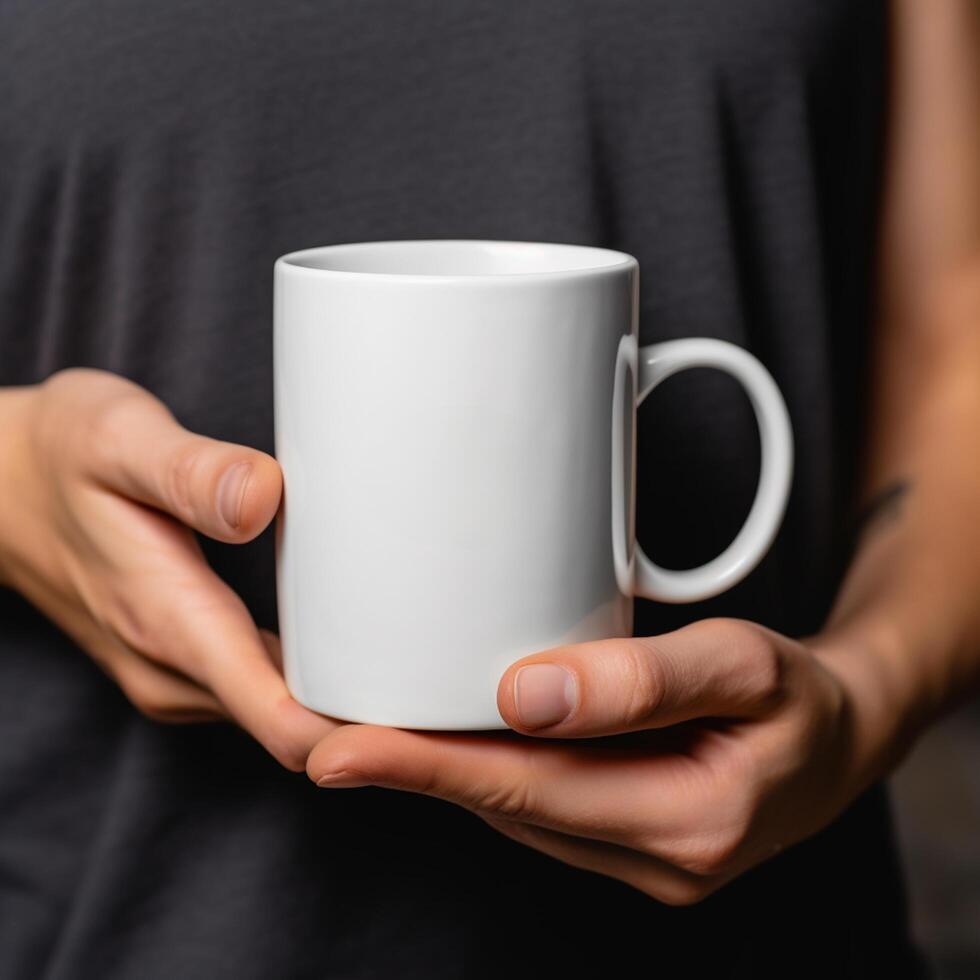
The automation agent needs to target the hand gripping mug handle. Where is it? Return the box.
[612,336,793,603]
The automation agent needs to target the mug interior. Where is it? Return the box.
[279,240,634,278]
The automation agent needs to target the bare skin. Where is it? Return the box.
[2,0,979,905]
[0,371,337,770]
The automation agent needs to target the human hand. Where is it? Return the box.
[0,369,335,768]
[306,618,901,904]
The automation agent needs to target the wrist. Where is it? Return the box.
[0,385,40,588]
[810,618,932,787]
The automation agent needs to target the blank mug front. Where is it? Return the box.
[274,240,792,730]
[275,241,637,729]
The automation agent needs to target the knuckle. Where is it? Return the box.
[120,674,179,724]
[620,639,667,723]
[29,373,85,465]
[717,618,788,709]
[671,828,745,877]
[102,588,154,658]
[469,744,540,819]
[103,587,199,676]
[473,778,538,822]
[81,386,149,476]
[654,876,716,907]
[41,367,116,406]
[165,445,209,521]
[748,646,786,711]
[679,781,755,875]
[143,628,193,676]
[655,780,754,877]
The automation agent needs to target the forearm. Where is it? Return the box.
[0,385,42,588]
[814,320,980,779]
[812,0,980,781]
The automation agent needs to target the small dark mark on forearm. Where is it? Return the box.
[855,479,912,541]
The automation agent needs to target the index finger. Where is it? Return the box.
[131,563,337,770]
[190,601,338,770]
[304,722,723,855]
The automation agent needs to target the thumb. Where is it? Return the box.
[81,379,281,542]
[497,619,787,738]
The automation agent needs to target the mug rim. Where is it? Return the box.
[276,239,637,283]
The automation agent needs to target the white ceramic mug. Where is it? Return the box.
[274,240,793,730]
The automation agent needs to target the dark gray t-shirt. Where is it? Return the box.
[0,2,923,977]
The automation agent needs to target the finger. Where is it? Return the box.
[160,585,337,770]
[305,723,729,854]
[109,647,229,724]
[31,581,229,724]
[497,618,791,738]
[78,494,335,770]
[80,382,281,543]
[480,816,730,907]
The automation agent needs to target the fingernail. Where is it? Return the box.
[514,664,578,729]
[316,770,369,789]
[217,462,251,529]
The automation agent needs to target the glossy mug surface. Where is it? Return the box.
[274,240,793,729]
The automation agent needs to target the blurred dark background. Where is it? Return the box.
[891,700,980,978]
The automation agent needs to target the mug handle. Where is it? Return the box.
[612,336,793,603]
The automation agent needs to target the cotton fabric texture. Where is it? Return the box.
[0,2,924,977]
